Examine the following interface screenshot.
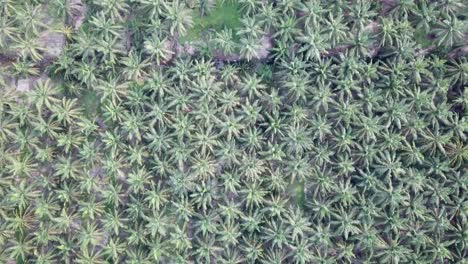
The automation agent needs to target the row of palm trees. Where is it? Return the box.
[2,0,466,84]
[0,0,467,263]
[1,49,467,263]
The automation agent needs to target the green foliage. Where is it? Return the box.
[180,0,242,42]
[0,0,467,263]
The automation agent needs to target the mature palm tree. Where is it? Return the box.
[258,3,277,33]
[414,2,439,33]
[29,79,59,113]
[434,15,466,48]
[90,11,123,39]
[51,97,82,125]
[96,77,128,105]
[237,17,264,40]
[92,0,129,21]
[297,27,328,61]
[164,0,193,37]
[196,0,216,16]
[143,34,174,65]
[324,13,349,47]
[14,35,44,62]
[274,16,300,43]
[239,37,261,61]
[299,0,326,27]
[120,50,150,81]
[213,28,237,55]
[137,0,164,18]
[0,114,17,143]
[73,60,98,87]
[0,16,16,49]
[76,246,106,264]
[8,57,39,78]
[0,0,15,16]
[14,3,46,35]
[237,0,260,15]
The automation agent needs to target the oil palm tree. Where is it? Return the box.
[29,79,59,113]
[434,15,466,48]
[164,0,193,37]
[297,27,329,61]
[238,0,261,16]
[14,3,46,36]
[92,0,129,21]
[143,34,174,65]
[0,16,16,49]
[195,0,216,16]
[120,49,150,81]
[14,35,44,62]
[213,28,237,55]
[51,98,81,126]
[90,11,123,39]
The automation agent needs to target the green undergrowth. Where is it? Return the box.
[180,0,242,42]
[80,89,101,117]
[289,180,306,209]
[414,29,433,48]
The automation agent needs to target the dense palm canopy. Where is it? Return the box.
[0,0,467,263]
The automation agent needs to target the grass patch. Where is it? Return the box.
[414,29,433,48]
[180,0,242,42]
[80,89,101,117]
[289,180,305,209]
